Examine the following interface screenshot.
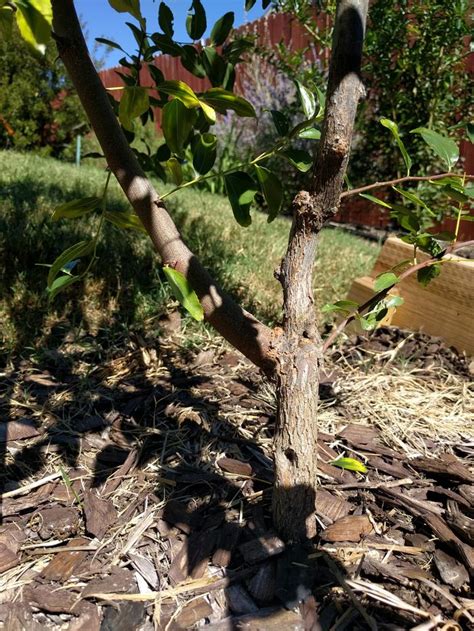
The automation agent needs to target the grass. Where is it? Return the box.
[0,150,381,356]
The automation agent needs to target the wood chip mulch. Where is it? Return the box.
[0,324,472,630]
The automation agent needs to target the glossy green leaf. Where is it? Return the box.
[298,128,321,140]
[95,37,126,53]
[359,193,392,209]
[442,184,469,203]
[15,0,52,53]
[108,0,142,22]
[52,197,101,221]
[163,266,204,321]
[186,0,206,40]
[245,0,257,9]
[150,33,182,56]
[161,99,197,156]
[199,88,256,117]
[411,127,459,171]
[201,46,226,85]
[331,457,367,474]
[296,80,316,119]
[321,300,359,314]
[380,117,412,176]
[269,110,289,137]
[105,209,146,232]
[386,295,404,309]
[47,274,81,300]
[466,123,474,144]
[392,186,434,215]
[374,272,398,292]
[254,165,283,222]
[0,6,14,40]
[417,263,441,287]
[157,80,200,108]
[180,44,206,78]
[192,133,217,175]
[158,1,174,36]
[119,86,149,130]
[224,171,258,227]
[210,11,234,46]
[47,240,93,288]
[166,157,183,185]
[281,149,313,172]
[198,100,216,123]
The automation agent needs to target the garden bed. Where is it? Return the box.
[1,323,472,630]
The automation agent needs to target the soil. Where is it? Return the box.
[0,322,473,630]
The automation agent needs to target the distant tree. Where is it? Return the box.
[0,23,87,155]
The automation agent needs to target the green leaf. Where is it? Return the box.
[296,80,316,119]
[47,240,93,288]
[163,266,204,321]
[386,295,404,308]
[224,171,258,227]
[157,80,200,108]
[417,263,441,287]
[269,110,289,136]
[180,44,206,78]
[245,0,257,9]
[210,11,234,46]
[380,117,412,176]
[186,0,206,40]
[192,133,217,175]
[108,0,142,22]
[298,128,321,140]
[411,127,459,171]
[105,209,146,232]
[466,122,474,144]
[359,193,392,209]
[331,457,367,474]
[392,186,433,215]
[47,274,81,301]
[119,86,149,130]
[374,272,398,292]
[15,0,52,53]
[0,6,14,40]
[52,197,101,221]
[95,37,127,53]
[198,100,216,123]
[150,33,182,57]
[199,88,256,117]
[166,157,183,185]
[161,99,197,156]
[254,165,283,222]
[281,149,313,172]
[442,184,469,204]
[201,46,226,85]
[158,1,174,36]
[321,300,359,314]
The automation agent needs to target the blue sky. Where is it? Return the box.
[75,1,267,68]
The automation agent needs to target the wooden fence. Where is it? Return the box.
[98,12,474,238]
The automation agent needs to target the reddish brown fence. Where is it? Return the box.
[98,12,474,238]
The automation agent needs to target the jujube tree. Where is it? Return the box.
[2,0,472,541]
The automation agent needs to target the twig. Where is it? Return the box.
[340,172,474,199]
[323,240,474,352]
[1,472,62,499]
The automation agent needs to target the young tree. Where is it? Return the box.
[4,0,472,541]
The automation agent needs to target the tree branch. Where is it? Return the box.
[51,0,276,375]
[340,172,474,199]
[322,239,474,352]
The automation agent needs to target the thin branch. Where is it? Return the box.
[51,0,276,375]
[340,172,474,199]
[322,239,474,352]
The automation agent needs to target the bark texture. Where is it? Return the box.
[272,0,369,541]
[51,0,276,375]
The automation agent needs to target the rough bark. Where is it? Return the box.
[272,0,368,541]
[50,0,276,375]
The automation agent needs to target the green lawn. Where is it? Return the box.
[0,150,381,355]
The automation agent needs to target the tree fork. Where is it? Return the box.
[272,0,369,540]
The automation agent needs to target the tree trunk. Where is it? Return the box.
[272,0,369,541]
[273,194,323,541]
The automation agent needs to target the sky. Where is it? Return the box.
[75,1,267,68]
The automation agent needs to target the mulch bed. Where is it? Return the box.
[0,322,473,630]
